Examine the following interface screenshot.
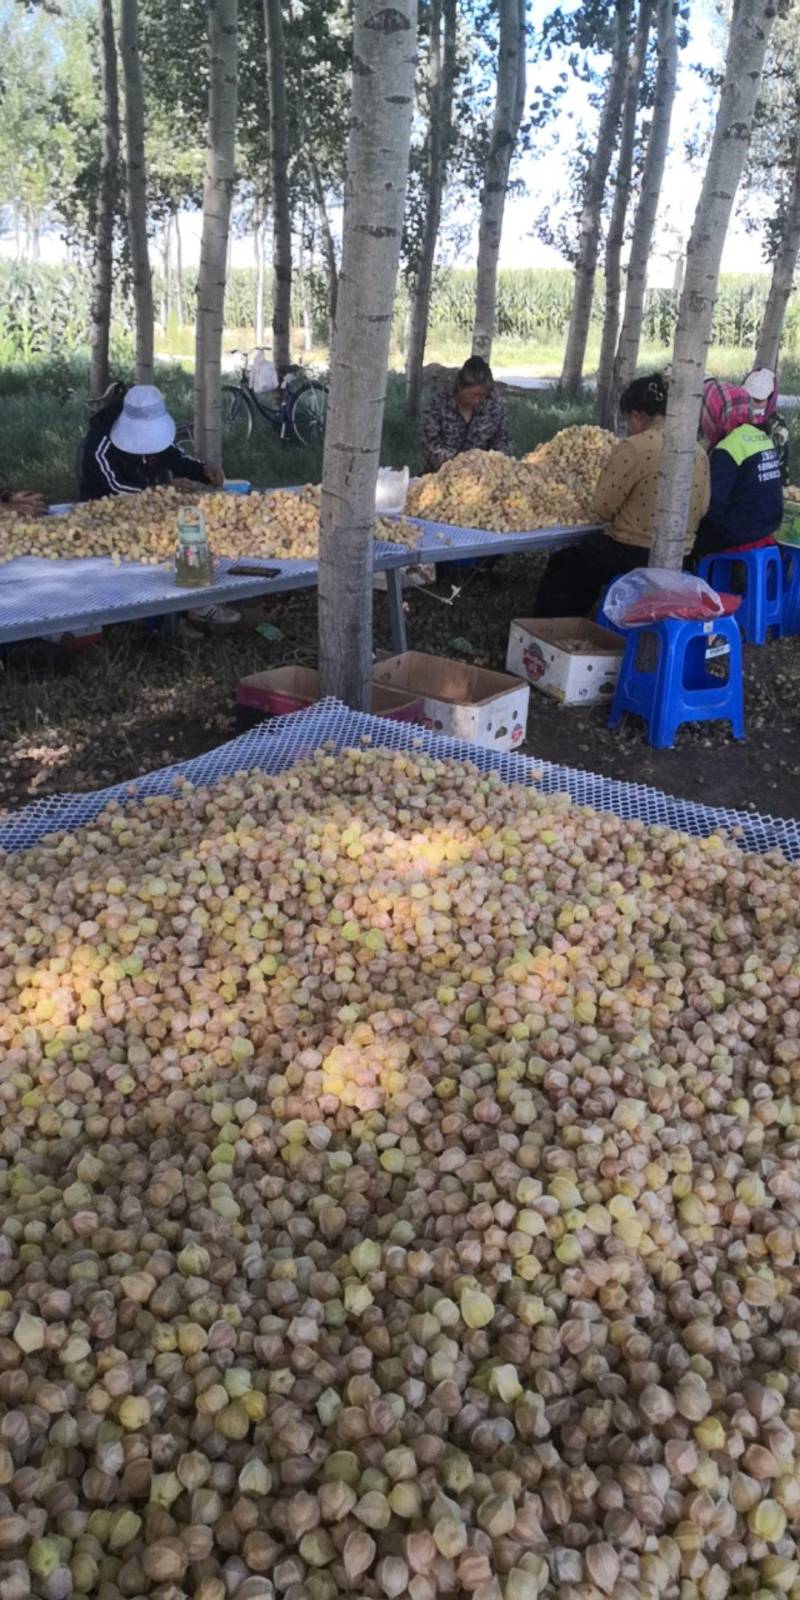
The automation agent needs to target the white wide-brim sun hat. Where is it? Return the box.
[744,367,776,402]
[110,385,177,455]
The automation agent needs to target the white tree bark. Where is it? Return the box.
[651,0,779,568]
[755,132,800,369]
[309,152,338,345]
[298,218,314,352]
[471,0,526,362]
[560,0,632,397]
[264,0,292,373]
[193,0,238,466]
[160,214,172,331]
[595,0,653,430]
[318,0,418,708]
[255,206,266,346]
[613,0,678,402]
[89,0,120,399]
[405,0,457,415]
[119,0,154,382]
[174,210,186,326]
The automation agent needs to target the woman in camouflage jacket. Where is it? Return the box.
[419,357,513,474]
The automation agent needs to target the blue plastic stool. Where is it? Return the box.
[697,547,783,645]
[780,545,800,635]
[608,616,745,748]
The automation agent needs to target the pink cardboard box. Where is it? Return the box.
[237,665,425,723]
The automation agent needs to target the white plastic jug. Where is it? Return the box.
[375,466,410,516]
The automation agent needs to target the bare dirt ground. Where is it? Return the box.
[0,553,798,825]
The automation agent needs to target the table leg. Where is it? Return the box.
[386,569,408,654]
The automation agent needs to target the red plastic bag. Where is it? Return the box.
[605,568,740,626]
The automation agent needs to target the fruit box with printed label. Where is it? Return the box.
[506,618,624,705]
[372,651,529,751]
[236,665,425,725]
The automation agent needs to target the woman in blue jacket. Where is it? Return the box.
[692,380,784,560]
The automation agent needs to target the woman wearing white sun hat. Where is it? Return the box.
[79,384,224,501]
[78,384,240,626]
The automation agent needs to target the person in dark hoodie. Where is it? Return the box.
[79,384,238,625]
[79,384,223,501]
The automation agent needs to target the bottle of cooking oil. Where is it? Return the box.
[175,504,214,588]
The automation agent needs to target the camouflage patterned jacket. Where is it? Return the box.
[419,385,513,473]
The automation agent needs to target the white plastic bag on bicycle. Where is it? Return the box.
[251,351,278,395]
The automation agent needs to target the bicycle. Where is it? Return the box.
[222,349,328,449]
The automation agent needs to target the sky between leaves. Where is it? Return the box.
[0,0,775,281]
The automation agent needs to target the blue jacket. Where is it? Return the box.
[695,424,783,555]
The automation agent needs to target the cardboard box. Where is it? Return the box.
[236,665,425,723]
[372,651,529,751]
[506,618,624,705]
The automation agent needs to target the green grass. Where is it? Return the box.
[415,331,800,390]
[1,348,799,504]
[156,321,800,392]
[0,358,598,501]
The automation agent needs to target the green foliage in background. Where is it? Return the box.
[0,358,613,502]
[406,268,800,352]
[3,357,800,507]
[3,261,800,364]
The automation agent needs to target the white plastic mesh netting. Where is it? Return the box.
[1,698,798,860]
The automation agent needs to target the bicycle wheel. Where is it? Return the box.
[289,381,327,447]
[222,386,254,445]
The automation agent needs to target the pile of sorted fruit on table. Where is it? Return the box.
[2,741,800,1600]
[0,487,420,567]
[406,427,615,533]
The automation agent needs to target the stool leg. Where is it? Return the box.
[784,553,800,634]
[771,550,785,640]
[748,578,765,646]
[726,624,746,739]
[649,625,685,747]
[607,631,640,729]
[649,702,680,748]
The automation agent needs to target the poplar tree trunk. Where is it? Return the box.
[194,0,238,467]
[309,153,338,343]
[613,0,678,402]
[318,0,418,708]
[161,214,172,331]
[298,221,314,352]
[560,0,632,396]
[174,210,186,325]
[405,0,457,415]
[264,0,292,373]
[651,0,779,568]
[255,208,266,345]
[119,0,154,382]
[755,132,800,370]
[89,0,120,399]
[471,0,526,361]
[595,0,653,430]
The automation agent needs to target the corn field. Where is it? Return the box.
[0,261,796,362]
[409,268,800,350]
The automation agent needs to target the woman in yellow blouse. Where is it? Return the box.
[534,374,710,617]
